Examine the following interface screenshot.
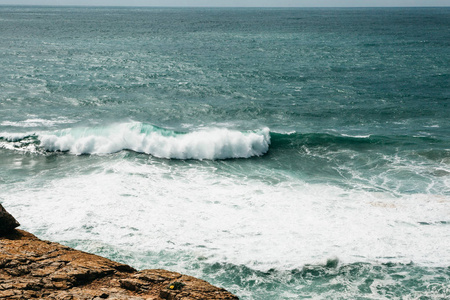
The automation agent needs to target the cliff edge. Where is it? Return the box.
[0,204,238,300]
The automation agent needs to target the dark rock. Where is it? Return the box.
[0,204,20,235]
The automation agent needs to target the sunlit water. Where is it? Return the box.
[1,6,449,299]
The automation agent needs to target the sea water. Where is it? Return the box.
[0,6,449,299]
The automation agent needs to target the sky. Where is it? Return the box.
[0,0,449,6]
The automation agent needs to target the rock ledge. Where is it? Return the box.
[0,205,238,300]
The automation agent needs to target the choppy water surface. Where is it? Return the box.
[1,6,449,299]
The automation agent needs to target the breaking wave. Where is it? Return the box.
[2,124,448,162]
[0,122,270,160]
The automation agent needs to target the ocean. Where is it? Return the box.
[0,6,449,299]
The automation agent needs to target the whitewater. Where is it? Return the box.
[1,123,270,159]
[1,6,449,299]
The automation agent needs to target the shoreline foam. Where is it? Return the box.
[0,204,238,300]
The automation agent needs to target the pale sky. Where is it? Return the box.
[0,0,449,7]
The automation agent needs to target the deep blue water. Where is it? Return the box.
[1,6,449,299]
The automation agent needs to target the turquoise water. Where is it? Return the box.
[1,6,449,299]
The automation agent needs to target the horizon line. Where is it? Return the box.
[1,4,449,8]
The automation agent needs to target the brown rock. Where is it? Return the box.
[0,203,20,235]
[0,229,239,299]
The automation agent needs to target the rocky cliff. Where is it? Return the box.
[0,204,238,300]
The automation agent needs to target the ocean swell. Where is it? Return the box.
[269,132,447,151]
[1,123,271,160]
[2,127,448,161]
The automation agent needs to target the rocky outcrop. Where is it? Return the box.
[0,205,238,300]
[0,204,20,234]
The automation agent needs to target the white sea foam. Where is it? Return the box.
[4,158,450,272]
[38,123,270,160]
[1,117,75,128]
[340,133,371,138]
[0,132,32,141]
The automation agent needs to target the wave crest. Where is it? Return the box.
[32,123,271,160]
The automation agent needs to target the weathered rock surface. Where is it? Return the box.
[0,204,20,235]
[0,206,238,299]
